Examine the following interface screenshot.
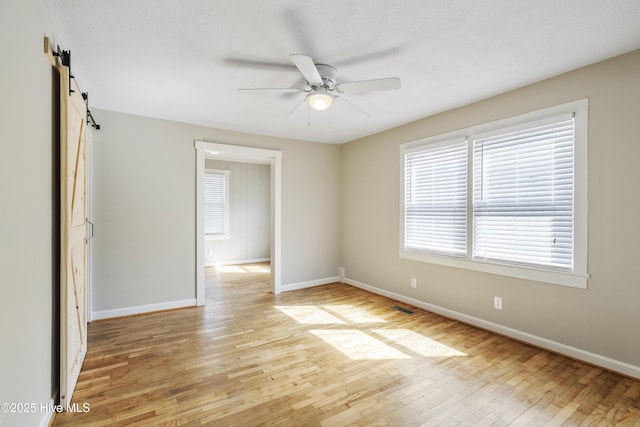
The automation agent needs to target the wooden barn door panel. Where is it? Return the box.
[59,64,88,408]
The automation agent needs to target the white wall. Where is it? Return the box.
[340,50,640,374]
[0,1,62,426]
[204,159,270,266]
[91,109,341,314]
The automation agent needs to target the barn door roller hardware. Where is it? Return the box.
[51,45,73,95]
[81,92,100,130]
[47,39,101,130]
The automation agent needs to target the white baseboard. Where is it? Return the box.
[92,298,196,320]
[345,277,640,380]
[39,398,55,427]
[204,258,271,267]
[281,276,340,292]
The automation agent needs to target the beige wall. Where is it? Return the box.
[340,50,640,369]
[3,0,639,421]
[91,109,341,312]
[0,1,61,426]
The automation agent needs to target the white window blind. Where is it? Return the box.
[404,139,468,256]
[204,171,229,236]
[472,114,575,270]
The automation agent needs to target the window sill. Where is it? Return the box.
[399,249,588,289]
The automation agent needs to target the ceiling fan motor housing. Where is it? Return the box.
[315,64,337,89]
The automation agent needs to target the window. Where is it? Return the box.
[404,138,467,256]
[400,100,588,288]
[204,169,230,239]
[472,116,574,270]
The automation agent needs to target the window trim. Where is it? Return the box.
[204,168,230,241]
[399,99,589,289]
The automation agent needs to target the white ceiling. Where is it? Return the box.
[45,0,640,144]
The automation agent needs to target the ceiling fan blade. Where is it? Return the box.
[223,57,293,71]
[290,54,323,86]
[285,99,307,120]
[335,77,401,93]
[238,88,304,93]
[336,46,404,67]
[335,95,369,120]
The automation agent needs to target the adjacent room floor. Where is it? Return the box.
[53,264,640,426]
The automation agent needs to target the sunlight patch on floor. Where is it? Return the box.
[371,329,467,357]
[275,306,345,324]
[310,330,411,360]
[275,305,467,360]
[322,305,387,323]
[214,264,270,274]
[215,265,246,273]
[244,265,270,273]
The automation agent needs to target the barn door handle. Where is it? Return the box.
[86,218,94,241]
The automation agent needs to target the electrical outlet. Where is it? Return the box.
[494,296,503,310]
[410,277,417,288]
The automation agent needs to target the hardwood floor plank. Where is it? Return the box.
[52,263,640,426]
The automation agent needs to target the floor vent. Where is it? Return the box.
[392,305,414,315]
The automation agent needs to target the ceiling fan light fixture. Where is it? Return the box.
[306,90,334,111]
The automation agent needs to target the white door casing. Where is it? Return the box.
[195,141,282,303]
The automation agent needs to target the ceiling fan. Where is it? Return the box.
[238,54,401,118]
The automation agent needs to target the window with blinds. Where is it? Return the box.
[204,170,230,238]
[400,100,588,288]
[472,115,574,270]
[404,139,467,256]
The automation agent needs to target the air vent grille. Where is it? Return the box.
[391,305,414,315]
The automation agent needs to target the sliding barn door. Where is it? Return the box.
[59,65,88,407]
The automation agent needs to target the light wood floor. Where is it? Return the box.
[53,263,640,426]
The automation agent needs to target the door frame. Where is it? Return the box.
[195,141,282,303]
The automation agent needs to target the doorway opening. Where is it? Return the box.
[206,262,271,305]
[195,141,282,304]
